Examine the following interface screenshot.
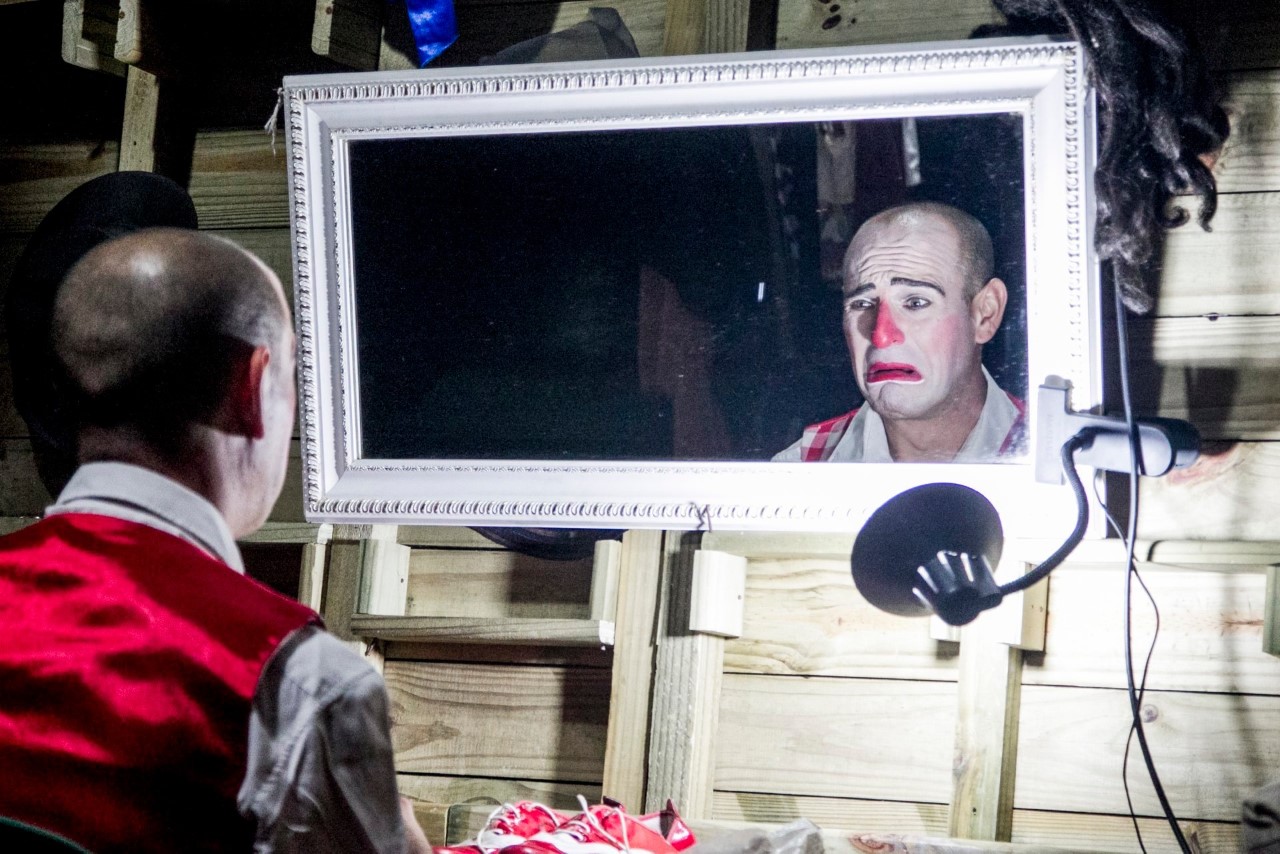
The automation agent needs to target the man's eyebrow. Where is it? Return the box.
[890,277,946,295]
[844,278,947,297]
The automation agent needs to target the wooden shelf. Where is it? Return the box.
[349,615,615,647]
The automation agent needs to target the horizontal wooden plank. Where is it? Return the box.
[1133,361,1280,441]
[239,521,330,544]
[397,773,600,846]
[703,531,856,561]
[775,0,1001,52]
[691,818,1085,854]
[216,227,294,290]
[710,792,950,836]
[0,131,285,235]
[353,615,613,646]
[1016,684,1280,821]
[1138,440,1280,540]
[1141,314,1280,367]
[387,660,610,780]
[407,548,594,619]
[1202,1,1280,72]
[188,130,289,229]
[398,526,511,548]
[1012,809,1238,854]
[709,792,1239,854]
[1158,190,1280,317]
[1213,71,1280,194]
[1024,564,1277,695]
[725,557,958,680]
[385,640,611,667]
[714,673,957,804]
[0,141,118,233]
[0,435,307,522]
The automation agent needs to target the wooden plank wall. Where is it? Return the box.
[383,528,610,841]
[701,534,1278,852]
[693,5,1280,854]
[4,1,1280,853]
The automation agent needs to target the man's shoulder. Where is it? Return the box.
[269,626,383,707]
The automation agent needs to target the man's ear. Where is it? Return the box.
[972,277,1008,345]
[222,342,270,440]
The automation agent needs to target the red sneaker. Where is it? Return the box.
[434,801,568,854]
[500,797,695,854]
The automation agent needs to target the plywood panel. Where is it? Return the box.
[1138,441,1280,541]
[1015,684,1280,821]
[714,673,956,804]
[774,0,1000,51]
[1024,564,1278,695]
[725,557,958,680]
[387,660,610,781]
[406,549,594,619]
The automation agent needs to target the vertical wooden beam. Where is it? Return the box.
[1265,565,1280,657]
[602,530,665,809]
[61,0,126,76]
[357,524,411,617]
[118,65,159,172]
[312,0,385,70]
[114,0,173,74]
[298,542,329,611]
[947,562,1041,841]
[661,0,751,56]
[321,524,407,673]
[644,532,725,819]
[589,539,623,624]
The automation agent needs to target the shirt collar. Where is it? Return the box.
[48,462,244,572]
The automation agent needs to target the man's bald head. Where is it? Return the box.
[53,228,289,453]
[853,202,995,300]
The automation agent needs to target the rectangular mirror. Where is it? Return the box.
[285,36,1101,534]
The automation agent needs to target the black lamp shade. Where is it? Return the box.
[850,483,1004,621]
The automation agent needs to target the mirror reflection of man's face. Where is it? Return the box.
[841,212,991,422]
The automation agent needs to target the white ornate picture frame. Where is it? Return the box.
[284,36,1100,535]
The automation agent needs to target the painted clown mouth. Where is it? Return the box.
[867,362,922,383]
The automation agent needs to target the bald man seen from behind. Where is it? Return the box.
[0,229,430,854]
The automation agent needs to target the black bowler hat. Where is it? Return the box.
[5,171,198,496]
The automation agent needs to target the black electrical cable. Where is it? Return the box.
[1093,473,1164,854]
[1114,281,1192,854]
[997,432,1091,597]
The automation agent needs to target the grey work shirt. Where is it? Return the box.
[48,462,407,854]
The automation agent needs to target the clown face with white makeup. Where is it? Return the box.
[774,202,1026,464]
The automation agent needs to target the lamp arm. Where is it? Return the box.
[998,430,1092,596]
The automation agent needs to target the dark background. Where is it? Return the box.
[350,113,1025,461]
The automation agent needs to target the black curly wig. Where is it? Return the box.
[977,0,1229,313]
